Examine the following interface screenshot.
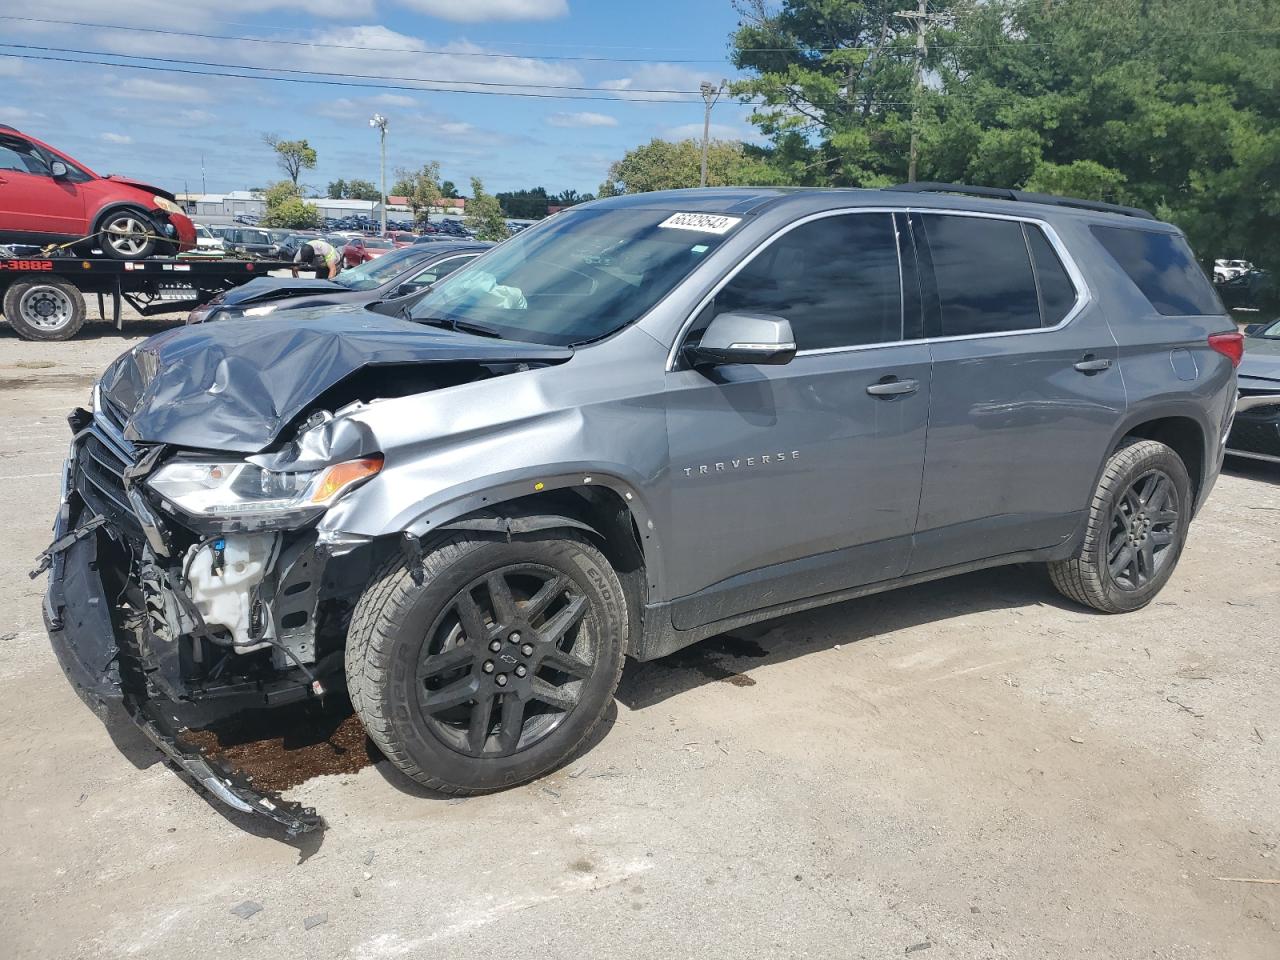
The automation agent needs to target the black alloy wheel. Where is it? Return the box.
[1106,469,1180,591]
[417,564,598,757]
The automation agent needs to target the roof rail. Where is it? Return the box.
[0,123,16,132]
[885,181,1156,221]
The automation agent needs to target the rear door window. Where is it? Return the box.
[1090,225,1224,316]
[1026,226,1078,326]
[919,214,1041,336]
[714,212,902,351]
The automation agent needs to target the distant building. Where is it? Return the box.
[179,192,384,222]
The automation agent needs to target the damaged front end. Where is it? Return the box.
[38,400,382,837]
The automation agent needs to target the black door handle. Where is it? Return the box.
[866,377,920,398]
[1074,355,1113,373]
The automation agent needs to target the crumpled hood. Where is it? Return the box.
[98,307,572,453]
[105,175,174,201]
[216,276,344,307]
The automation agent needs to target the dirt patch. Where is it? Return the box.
[0,372,98,390]
[184,704,383,794]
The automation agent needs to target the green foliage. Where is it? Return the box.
[393,163,443,225]
[464,177,511,241]
[727,0,1280,268]
[598,138,780,195]
[262,135,317,187]
[552,189,594,207]
[496,187,549,219]
[440,180,460,199]
[328,178,380,201]
[260,181,320,229]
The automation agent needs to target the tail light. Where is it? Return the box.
[1208,331,1244,367]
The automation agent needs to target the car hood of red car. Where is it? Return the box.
[103,174,176,202]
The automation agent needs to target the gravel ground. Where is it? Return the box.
[1,315,1277,960]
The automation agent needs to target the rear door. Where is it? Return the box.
[664,211,932,628]
[0,134,85,239]
[909,211,1126,572]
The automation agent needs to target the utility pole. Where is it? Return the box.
[369,113,388,235]
[699,80,726,188]
[895,2,945,183]
[200,153,206,195]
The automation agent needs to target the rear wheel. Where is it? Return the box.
[3,278,86,341]
[1049,439,1192,613]
[98,209,158,260]
[346,530,628,794]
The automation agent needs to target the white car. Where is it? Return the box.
[1214,258,1252,282]
[193,224,225,253]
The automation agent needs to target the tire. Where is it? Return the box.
[346,529,628,794]
[1049,439,1192,613]
[97,208,158,260]
[3,278,86,341]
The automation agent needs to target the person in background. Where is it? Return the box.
[294,238,341,279]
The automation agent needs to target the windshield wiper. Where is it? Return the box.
[411,315,503,338]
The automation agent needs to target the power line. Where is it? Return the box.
[0,42,716,94]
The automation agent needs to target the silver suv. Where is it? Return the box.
[42,184,1242,833]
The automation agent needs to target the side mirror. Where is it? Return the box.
[49,160,68,179]
[687,312,797,367]
[1243,323,1263,336]
[393,280,430,298]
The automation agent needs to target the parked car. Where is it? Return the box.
[185,241,490,323]
[0,123,195,259]
[219,227,280,258]
[43,184,1240,832]
[341,235,396,267]
[1214,259,1253,282]
[192,224,224,253]
[274,232,323,259]
[385,231,418,246]
[1227,317,1280,462]
[233,213,260,226]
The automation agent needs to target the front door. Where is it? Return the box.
[0,135,84,239]
[664,211,931,630]
[907,211,1127,572]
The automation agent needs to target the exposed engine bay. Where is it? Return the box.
[39,313,576,835]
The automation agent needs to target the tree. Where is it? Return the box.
[259,181,321,229]
[495,186,549,219]
[598,138,779,195]
[329,178,380,201]
[392,162,443,226]
[465,177,511,241]
[440,180,460,199]
[263,135,317,187]
[553,189,594,207]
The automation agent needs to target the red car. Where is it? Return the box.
[341,235,396,267]
[0,124,195,260]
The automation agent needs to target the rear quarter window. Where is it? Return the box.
[1090,225,1224,316]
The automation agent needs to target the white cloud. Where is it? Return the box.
[103,77,211,102]
[100,132,134,144]
[6,0,373,29]
[599,63,724,102]
[548,111,618,128]
[394,0,568,22]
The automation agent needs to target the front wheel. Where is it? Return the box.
[346,530,628,794]
[1049,439,1192,613]
[98,209,158,260]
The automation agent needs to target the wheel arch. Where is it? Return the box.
[90,200,158,233]
[1105,407,1210,510]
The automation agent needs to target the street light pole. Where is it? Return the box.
[369,113,388,235]
[699,80,726,188]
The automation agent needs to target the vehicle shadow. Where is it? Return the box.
[0,315,186,341]
[1222,455,1279,484]
[616,563,1079,710]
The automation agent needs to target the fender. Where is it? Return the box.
[325,465,670,602]
[90,201,165,236]
[1094,396,1219,511]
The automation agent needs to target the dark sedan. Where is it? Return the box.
[1227,317,1280,463]
[185,241,490,324]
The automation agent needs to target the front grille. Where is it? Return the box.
[73,429,144,539]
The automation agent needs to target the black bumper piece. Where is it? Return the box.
[44,529,324,838]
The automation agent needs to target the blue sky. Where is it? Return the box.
[0,0,760,197]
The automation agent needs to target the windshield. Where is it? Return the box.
[333,246,431,291]
[407,207,736,345]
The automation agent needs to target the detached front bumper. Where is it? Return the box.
[43,487,324,838]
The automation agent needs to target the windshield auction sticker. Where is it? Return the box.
[657,213,743,234]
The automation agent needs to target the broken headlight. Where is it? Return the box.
[147,456,382,527]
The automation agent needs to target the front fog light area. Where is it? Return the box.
[147,456,382,525]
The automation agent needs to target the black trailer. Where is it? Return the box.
[0,254,296,341]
